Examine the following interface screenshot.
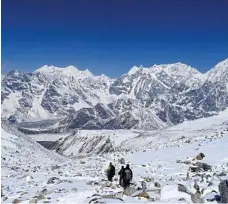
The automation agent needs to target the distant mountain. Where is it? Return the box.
[1,59,228,131]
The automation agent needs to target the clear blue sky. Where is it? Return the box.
[2,0,228,77]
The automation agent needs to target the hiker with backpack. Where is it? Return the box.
[106,162,115,182]
[118,166,125,187]
[123,164,133,188]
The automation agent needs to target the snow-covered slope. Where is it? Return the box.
[1,112,228,203]
[2,59,228,130]
[1,122,64,177]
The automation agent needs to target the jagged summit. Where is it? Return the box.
[2,58,228,130]
[34,65,93,81]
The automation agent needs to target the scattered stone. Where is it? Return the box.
[43,201,50,203]
[87,181,94,185]
[12,199,21,204]
[51,165,60,171]
[149,197,156,201]
[137,192,150,199]
[141,181,147,191]
[191,191,203,203]
[196,153,205,160]
[157,164,162,169]
[144,177,153,182]
[37,194,46,201]
[71,188,78,192]
[40,188,48,195]
[75,173,82,176]
[47,177,60,184]
[218,172,227,177]
[111,185,116,189]
[102,181,112,188]
[118,158,125,164]
[183,160,191,165]
[190,162,211,172]
[80,161,85,164]
[3,196,8,201]
[178,198,186,201]
[123,187,138,196]
[178,184,190,194]
[154,182,161,188]
[89,197,101,204]
[29,198,37,204]
[21,192,28,196]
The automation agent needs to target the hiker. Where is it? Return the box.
[123,164,133,188]
[106,162,115,182]
[118,166,125,187]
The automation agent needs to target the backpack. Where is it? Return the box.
[125,169,132,181]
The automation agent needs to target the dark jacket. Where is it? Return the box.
[118,167,125,178]
[124,166,133,181]
[108,164,115,177]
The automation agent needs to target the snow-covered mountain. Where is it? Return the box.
[1,59,228,131]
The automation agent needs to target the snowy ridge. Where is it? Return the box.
[1,58,228,130]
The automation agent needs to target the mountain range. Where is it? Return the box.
[1,58,228,131]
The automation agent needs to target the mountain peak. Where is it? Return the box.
[206,58,228,82]
[35,65,93,80]
[127,65,146,75]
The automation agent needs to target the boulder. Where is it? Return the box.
[3,196,8,201]
[137,192,150,199]
[118,158,125,164]
[190,162,211,172]
[196,153,205,160]
[123,187,138,196]
[101,181,112,188]
[29,198,37,204]
[154,182,161,188]
[40,188,48,195]
[51,165,60,171]
[141,181,147,191]
[71,188,78,192]
[37,194,46,201]
[12,199,21,204]
[219,180,228,203]
[47,177,60,184]
[178,184,191,194]
[191,191,203,203]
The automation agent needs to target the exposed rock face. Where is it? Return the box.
[51,131,115,156]
[2,59,228,131]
